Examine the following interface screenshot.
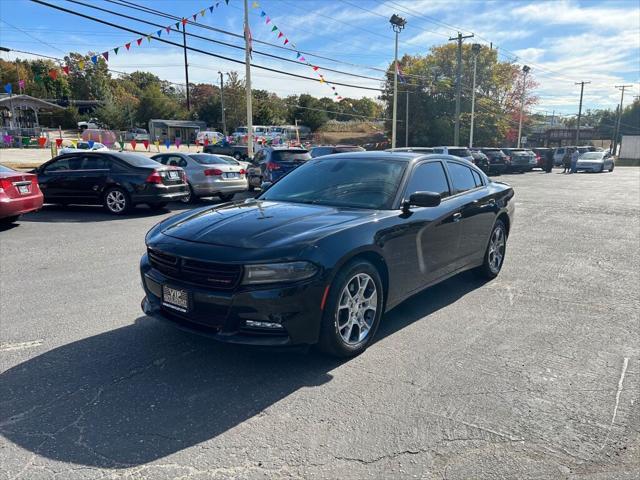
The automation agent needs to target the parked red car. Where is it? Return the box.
[0,164,44,224]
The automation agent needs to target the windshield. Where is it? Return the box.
[259,157,406,209]
[580,152,604,160]
[0,164,15,173]
[189,154,232,165]
[272,151,311,162]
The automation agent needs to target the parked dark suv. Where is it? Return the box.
[32,152,188,214]
[253,147,312,183]
[479,148,508,175]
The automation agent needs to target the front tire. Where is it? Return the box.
[103,187,131,215]
[477,220,507,279]
[609,163,614,172]
[218,193,235,202]
[317,260,383,357]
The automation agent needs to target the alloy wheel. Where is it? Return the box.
[336,273,378,345]
[488,225,506,274]
[106,190,126,213]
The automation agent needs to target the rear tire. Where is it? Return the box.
[248,184,255,192]
[317,260,384,358]
[103,187,131,215]
[476,220,507,279]
[218,193,235,202]
[609,163,614,172]
[180,184,198,204]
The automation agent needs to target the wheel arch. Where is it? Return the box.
[332,249,389,309]
[497,211,510,236]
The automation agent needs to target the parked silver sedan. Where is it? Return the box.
[576,151,615,173]
[151,153,247,203]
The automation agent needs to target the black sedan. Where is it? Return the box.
[33,152,188,214]
[140,152,514,357]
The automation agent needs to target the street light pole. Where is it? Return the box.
[469,43,481,148]
[612,84,632,155]
[243,0,253,158]
[405,91,409,147]
[218,71,227,136]
[389,14,406,149]
[517,65,530,148]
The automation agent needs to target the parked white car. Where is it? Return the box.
[576,151,615,173]
[196,131,224,145]
[59,142,109,154]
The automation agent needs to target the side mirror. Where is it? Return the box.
[260,182,273,192]
[402,191,441,213]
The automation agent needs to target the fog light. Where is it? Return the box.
[245,320,284,329]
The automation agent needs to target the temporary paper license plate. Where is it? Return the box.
[162,285,189,313]
[224,172,239,179]
[18,185,30,194]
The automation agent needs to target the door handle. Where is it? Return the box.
[453,212,462,222]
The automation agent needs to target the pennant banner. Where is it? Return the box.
[255,5,346,101]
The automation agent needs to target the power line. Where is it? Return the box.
[29,0,383,92]
[65,0,386,84]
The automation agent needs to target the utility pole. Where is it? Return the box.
[218,71,227,136]
[243,0,254,157]
[574,81,590,145]
[469,43,481,148]
[449,32,474,146]
[389,14,406,149]
[517,65,531,148]
[182,22,191,111]
[405,91,409,147]
[612,85,632,155]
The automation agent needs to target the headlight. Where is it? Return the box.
[242,261,318,285]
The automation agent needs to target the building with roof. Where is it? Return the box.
[0,94,63,132]
[148,119,207,144]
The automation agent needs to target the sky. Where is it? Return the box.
[1,0,639,117]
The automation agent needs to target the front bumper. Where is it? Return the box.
[576,163,602,172]
[140,254,326,346]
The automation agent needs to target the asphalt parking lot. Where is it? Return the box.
[1,168,639,479]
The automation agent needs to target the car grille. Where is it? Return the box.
[147,248,243,290]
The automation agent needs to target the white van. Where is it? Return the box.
[196,131,224,146]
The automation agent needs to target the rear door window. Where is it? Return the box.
[447,161,478,194]
[81,156,109,170]
[405,161,450,198]
[471,169,483,187]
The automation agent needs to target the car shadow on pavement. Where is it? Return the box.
[0,272,486,469]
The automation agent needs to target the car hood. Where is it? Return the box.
[160,200,377,249]
[578,158,603,163]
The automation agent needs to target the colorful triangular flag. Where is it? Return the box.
[102,51,109,61]
[136,38,143,46]
[299,56,306,62]
[114,47,119,55]
[78,60,85,69]
[252,1,259,8]
[278,32,283,39]
[181,18,187,26]
[312,66,319,71]
[91,55,98,64]
[284,39,289,45]
[201,9,205,16]
[146,35,152,42]
[296,52,301,58]
[157,29,162,37]
[260,10,266,17]
[4,83,12,94]
[62,65,70,75]
[271,26,278,32]
[192,13,197,21]
[266,16,271,24]
[125,42,131,50]
[209,6,214,13]
[49,69,58,80]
